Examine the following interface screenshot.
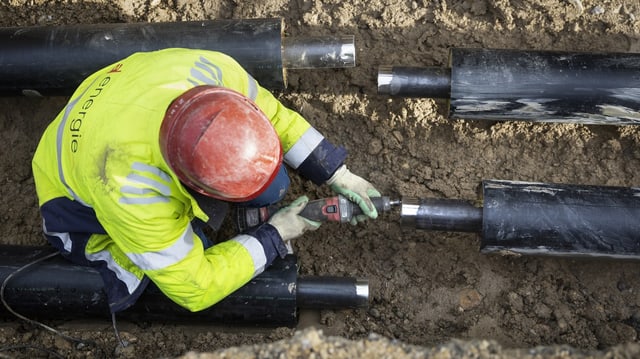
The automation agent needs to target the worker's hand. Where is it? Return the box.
[327,165,381,223]
[268,196,321,246]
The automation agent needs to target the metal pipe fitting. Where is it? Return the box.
[282,35,355,69]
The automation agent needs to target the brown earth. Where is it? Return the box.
[2,0,640,358]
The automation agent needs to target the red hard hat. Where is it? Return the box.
[159,86,282,202]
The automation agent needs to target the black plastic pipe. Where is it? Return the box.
[378,48,640,125]
[481,180,640,258]
[0,19,356,96]
[400,180,640,259]
[0,245,369,326]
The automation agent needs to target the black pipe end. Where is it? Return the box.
[297,276,369,309]
[400,197,483,233]
[378,66,451,98]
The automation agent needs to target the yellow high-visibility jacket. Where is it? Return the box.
[32,48,346,312]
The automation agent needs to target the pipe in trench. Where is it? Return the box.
[0,18,355,97]
[400,180,640,259]
[378,48,640,125]
[0,245,368,326]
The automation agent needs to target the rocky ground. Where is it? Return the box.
[2,0,640,358]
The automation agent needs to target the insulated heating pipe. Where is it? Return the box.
[401,180,640,259]
[378,48,640,125]
[0,18,356,96]
[0,246,368,326]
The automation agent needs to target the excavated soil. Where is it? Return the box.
[2,0,640,358]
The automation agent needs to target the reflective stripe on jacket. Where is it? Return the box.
[32,48,343,312]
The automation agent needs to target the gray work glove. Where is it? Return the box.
[268,196,321,251]
[326,165,381,224]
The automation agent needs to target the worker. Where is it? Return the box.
[31,48,381,313]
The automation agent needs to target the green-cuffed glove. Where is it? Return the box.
[268,196,322,249]
[326,165,382,224]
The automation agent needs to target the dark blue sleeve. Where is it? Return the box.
[41,197,107,235]
[295,138,348,185]
[244,223,289,263]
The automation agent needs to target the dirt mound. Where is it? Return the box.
[179,328,640,359]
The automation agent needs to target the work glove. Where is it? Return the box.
[326,165,381,224]
[268,195,321,252]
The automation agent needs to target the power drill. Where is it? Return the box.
[235,195,399,232]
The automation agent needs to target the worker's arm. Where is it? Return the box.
[144,222,286,311]
[93,153,321,311]
[101,198,322,311]
[94,174,265,311]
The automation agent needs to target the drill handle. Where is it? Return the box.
[299,195,391,223]
[236,195,393,232]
